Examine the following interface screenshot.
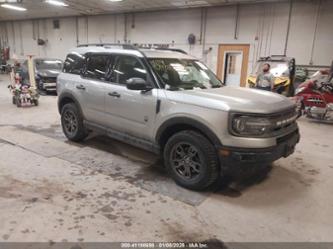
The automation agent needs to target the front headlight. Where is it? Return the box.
[232,115,273,136]
[295,86,305,95]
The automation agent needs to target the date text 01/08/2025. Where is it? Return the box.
[120,242,208,248]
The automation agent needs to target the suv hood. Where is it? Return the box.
[36,69,61,78]
[165,86,294,114]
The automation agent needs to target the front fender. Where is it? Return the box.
[57,91,84,118]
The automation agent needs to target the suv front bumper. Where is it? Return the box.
[218,130,300,176]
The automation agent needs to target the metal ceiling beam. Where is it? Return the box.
[0,0,294,22]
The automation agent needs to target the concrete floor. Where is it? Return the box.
[0,74,332,243]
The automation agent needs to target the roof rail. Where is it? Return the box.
[76,43,188,55]
[132,44,188,55]
[154,48,188,54]
[77,43,137,50]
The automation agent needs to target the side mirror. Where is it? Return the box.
[126,78,152,91]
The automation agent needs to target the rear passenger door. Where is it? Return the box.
[104,54,158,141]
[78,53,111,124]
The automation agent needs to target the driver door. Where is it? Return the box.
[104,54,158,141]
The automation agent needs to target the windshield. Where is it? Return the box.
[35,59,63,71]
[149,58,222,90]
[254,61,290,77]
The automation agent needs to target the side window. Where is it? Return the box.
[111,55,147,85]
[63,53,85,75]
[83,54,109,81]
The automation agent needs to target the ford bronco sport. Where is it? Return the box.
[57,44,300,190]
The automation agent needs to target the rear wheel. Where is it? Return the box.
[33,99,39,106]
[163,130,219,190]
[16,98,21,107]
[61,103,87,142]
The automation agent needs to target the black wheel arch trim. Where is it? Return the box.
[58,92,84,118]
[156,117,222,148]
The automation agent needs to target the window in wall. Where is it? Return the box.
[110,55,147,85]
[228,54,236,74]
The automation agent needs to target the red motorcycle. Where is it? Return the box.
[294,70,333,120]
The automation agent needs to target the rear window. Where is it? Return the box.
[63,52,85,75]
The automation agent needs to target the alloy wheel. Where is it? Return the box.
[169,142,202,180]
[63,110,78,136]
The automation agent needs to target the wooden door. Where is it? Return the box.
[217,44,250,87]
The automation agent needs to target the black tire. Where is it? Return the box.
[163,130,219,190]
[296,101,304,118]
[33,99,39,106]
[61,103,88,142]
[16,98,21,108]
[37,81,44,91]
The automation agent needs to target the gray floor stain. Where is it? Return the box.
[2,124,265,206]
[56,139,210,206]
[2,234,10,240]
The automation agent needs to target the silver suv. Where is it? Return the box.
[57,44,300,190]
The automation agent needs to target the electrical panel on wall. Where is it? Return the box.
[53,20,60,29]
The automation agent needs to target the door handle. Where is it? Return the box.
[108,92,121,98]
[76,85,86,90]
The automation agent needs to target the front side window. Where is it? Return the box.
[84,54,110,81]
[110,55,147,85]
[63,52,85,75]
[149,58,222,90]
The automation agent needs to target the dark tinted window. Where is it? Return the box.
[111,55,147,85]
[63,52,85,75]
[84,54,110,81]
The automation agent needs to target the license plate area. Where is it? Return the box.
[283,134,298,157]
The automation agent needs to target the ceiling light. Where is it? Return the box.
[109,0,124,2]
[1,4,27,11]
[45,0,68,7]
[172,0,210,7]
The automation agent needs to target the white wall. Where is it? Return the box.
[0,0,332,73]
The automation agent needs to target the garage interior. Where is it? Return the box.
[0,0,333,246]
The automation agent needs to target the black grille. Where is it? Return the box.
[277,130,299,144]
[268,108,298,134]
[41,77,57,83]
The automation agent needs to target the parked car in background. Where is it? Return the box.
[247,55,296,96]
[57,44,300,190]
[23,58,63,93]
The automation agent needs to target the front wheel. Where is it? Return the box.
[163,130,220,190]
[61,103,88,142]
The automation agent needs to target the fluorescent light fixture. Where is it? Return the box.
[1,4,27,11]
[45,0,69,7]
[172,0,209,7]
[109,0,124,2]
